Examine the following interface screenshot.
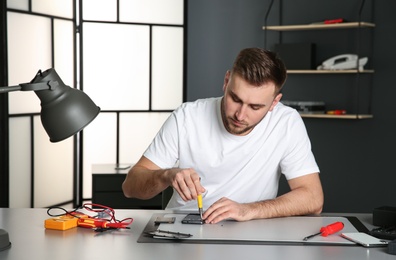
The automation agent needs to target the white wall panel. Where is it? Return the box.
[83,0,117,21]
[152,26,183,110]
[83,23,150,110]
[120,0,183,25]
[33,116,73,207]
[9,117,31,208]
[7,12,52,114]
[32,0,73,19]
[54,19,74,85]
[82,113,117,198]
[7,0,29,10]
[119,112,170,163]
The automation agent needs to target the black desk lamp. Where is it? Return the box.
[0,68,100,250]
[0,68,100,142]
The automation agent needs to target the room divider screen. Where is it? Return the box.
[4,0,185,207]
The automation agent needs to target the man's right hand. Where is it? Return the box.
[166,168,206,201]
[122,156,205,202]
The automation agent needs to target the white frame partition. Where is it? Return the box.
[5,0,185,207]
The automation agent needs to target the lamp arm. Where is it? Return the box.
[0,85,21,93]
[0,80,59,93]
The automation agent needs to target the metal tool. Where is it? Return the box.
[197,194,203,220]
[145,229,192,239]
[303,221,344,241]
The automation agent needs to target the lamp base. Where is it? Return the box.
[0,229,11,251]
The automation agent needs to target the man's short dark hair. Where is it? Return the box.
[231,48,287,94]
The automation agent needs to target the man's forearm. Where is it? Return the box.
[247,172,324,220]
[246,186,323,220]
[122,166,170,200]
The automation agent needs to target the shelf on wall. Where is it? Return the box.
[262,22,375,31]
[287,69,374,74]
[300,113,373,119]
[262,1,375,120]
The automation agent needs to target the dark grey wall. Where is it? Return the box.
[187,0,396,213]
[186,0,272,100]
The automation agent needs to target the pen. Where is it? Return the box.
[197,194,203,220]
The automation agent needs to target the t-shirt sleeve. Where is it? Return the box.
[280,111,320,180]
[143,111,180,169]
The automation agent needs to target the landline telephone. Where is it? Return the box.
[317,54,368,71]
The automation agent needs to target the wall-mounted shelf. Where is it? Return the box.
[287,70,374,74]
[263,0,374,120]
[300,114,373,119]
[263,22,375,31]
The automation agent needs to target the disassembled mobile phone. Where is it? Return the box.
[341,232,389,247]
[181,213,204,225]
[154,216,176,224]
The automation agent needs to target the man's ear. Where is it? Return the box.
[223,70,231,92]
[269,93,283,111]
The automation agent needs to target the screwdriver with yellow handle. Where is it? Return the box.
[197,194,203,220]
[303,221,344,241]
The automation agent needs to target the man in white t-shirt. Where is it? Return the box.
[122,48,323,224]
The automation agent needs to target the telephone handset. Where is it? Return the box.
[317,54,368,71]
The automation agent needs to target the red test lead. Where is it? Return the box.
[303,221,344,241]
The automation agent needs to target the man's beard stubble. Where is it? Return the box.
[220,98,255,136]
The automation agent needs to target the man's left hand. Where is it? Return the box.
[202,197,252,224]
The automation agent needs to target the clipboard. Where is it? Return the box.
[139,213,367,246]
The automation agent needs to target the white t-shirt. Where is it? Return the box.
[144,97,319,211]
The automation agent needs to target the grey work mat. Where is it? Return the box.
[138,213,367,246]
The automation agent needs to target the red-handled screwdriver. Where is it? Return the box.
[303,221,344,241]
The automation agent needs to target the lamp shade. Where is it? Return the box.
[31,69,100,142]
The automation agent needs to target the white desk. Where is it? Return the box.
[0,208,394,260]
